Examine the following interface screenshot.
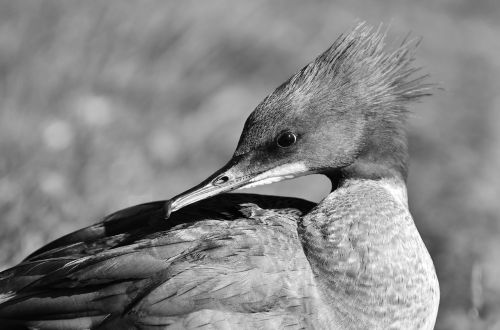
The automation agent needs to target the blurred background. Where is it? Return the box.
[0,0,499,329]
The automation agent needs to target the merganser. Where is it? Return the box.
[0,24,439,329]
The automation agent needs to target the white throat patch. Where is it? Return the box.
[240,162,309,189]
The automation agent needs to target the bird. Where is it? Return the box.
[0,24,439,329]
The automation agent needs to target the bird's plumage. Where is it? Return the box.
[0,23,439,329]
[0,194,319,329]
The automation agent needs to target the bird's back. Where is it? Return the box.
[0,193,328,330]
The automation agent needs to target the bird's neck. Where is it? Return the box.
[332,116,410,185]
[299,177,439,329]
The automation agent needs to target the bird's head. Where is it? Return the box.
[166,24,432,218]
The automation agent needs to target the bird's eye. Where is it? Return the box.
[276,131,297,148]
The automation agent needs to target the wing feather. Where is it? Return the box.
[0,194,316,329]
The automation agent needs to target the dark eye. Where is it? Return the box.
[276,131,297,148]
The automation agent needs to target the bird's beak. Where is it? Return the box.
[165,154,310,219]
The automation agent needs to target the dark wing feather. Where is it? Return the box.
[0,193,316,329]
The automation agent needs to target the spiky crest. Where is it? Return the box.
[270,23,432,114]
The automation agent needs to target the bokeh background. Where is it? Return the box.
[1,1,499,329]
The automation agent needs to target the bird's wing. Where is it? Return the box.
[0,193,319,330]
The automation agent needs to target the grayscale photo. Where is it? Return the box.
[0,1,498,329]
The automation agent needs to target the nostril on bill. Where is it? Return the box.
[213,175,229,186]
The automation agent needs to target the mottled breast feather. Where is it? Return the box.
[300,178,440,330]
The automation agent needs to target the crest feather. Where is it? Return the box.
[279,23,432,109]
